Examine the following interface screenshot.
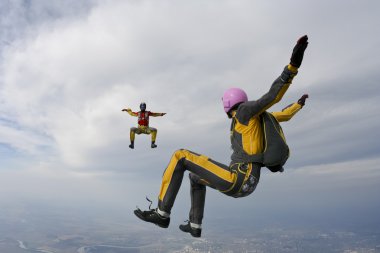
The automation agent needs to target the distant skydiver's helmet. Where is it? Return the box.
[222,88,248,114]
[140,102,146,111]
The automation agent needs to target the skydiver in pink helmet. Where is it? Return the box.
[134,35,310,237]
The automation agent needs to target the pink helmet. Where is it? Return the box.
[222,88,248,113]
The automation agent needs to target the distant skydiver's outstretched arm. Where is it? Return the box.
[234,36,309,124]
[122,108,138,116]
[149,112,166,117]
[271,94,309,122]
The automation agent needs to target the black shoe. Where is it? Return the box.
[129,143,134,149]
[179,222,202,238]
[151,143,157,148]
[134,208,170,228]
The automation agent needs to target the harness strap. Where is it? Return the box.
[223,163,249,197]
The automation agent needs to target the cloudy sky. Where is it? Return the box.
[1,0,380,232]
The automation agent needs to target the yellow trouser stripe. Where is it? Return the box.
[159,150,235,201]
[186,152,234,183]
[159,151,185,201]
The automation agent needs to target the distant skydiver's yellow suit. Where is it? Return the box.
[122,103,165,149]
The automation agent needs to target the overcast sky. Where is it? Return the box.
[1,0,380,231]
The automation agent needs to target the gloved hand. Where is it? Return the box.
[298,94,309,106]
[267,165,284,173]
[290,35,308,68]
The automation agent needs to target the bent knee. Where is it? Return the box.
[189,172,199,182]
[172,149,188,160]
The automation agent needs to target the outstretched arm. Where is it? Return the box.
[271,94,309,122]
[149,112,166,117]
[236,36,309,124]
[122,108,138,117]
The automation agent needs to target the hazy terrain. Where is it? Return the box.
[1,202,379,253]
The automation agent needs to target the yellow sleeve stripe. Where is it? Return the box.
[271,102,302,122]
[127,111,137,116]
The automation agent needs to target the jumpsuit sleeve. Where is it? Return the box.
[271,102,302,122]
[126,109,138,117]
[149,112,164,117]
[235,64,298,125]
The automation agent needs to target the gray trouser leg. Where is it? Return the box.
[189,173,206,224]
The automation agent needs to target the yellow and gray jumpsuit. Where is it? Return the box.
[127,109,164,143]
[157,65,302,224]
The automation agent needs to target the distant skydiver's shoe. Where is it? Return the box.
[179,222,202,238]
[129,143,134,149]
[134,208,170,228]
[151,142,157,148]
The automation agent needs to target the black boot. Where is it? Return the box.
[134,208,170,228]
[179,222,202,238]
[151,141,157,148]
[129,141,134,149]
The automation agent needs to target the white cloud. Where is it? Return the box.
[0,123,51,153]
[1,0,380,176]
[1,1,266,170]
[293,157,380,181]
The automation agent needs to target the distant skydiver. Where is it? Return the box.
[122,102,166,149]
[134,36,309,237]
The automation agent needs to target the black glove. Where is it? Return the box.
[298,94,309,106]
[290,35,308,68]
[267,165,284,173]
